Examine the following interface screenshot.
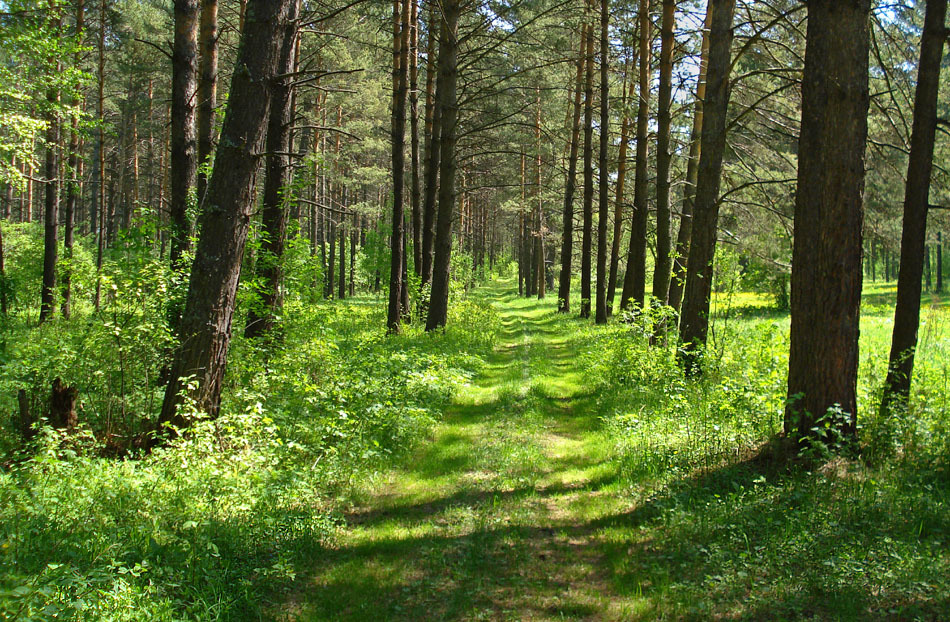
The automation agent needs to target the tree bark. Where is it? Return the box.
[651,0,675,304]
[785,0,870,442]
[196,0,218,202]
[879,0,946,416]
[668,0,713,314]
[425,0,460,331]
[557,23,589,314]
[40,9,62,323]
[159,0,297,431]
[62,0,84,320]
[94,0,105,311]
[409,0,422,276]
[594,0,609,325]
[387,0,411,333]
[170,0,199,267]
[607,53,634,316]
[579,8,595,319]
[677,0,736,373]
[619,0,652,311]
[244,2,298,340]
[421,1,440,287]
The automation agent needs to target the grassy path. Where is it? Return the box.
[287,282,642,620]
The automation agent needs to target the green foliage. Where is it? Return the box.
[0,245,498,619]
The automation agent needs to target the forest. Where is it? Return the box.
[0,0,949,618]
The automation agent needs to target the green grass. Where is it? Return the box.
[279,278,950,621]
[2,272,948,620]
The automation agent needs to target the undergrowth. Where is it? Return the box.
[580,295,950,619]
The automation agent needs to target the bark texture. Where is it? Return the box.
[668,1,713,314]
[425,0,460,331]
[159,0,297,430]
[620,0,652,311]
[677,0,735,373]
[559,24,589,314]
[785,0,871,441]
[244,0,299,340]
[170,0,199,267]
[579,10,595,319]
[594,0,609,325]
[196,0,218,201]
[879,0,946,415]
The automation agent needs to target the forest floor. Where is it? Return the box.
[282,282,646,620]
[277,279,950,621]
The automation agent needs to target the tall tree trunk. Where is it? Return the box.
[93,0,105,311]
[40,9,62,323]
[62,0,84,320]
[535,90,545,300]
[557,23,589,314]
[607,53,634,316]
[244,2,298,340]
[387,0,411,333]
[879,0,946,416]
[594,0,609,324]
[420,1,440,287]
[668,0,713,314]
[425,0,460,331]
[170,0,199,267]
[677,0,736,373]
[159,0,297,431]
[409,0,422,276]
[619,0,652,311]
[196,0,218,202]
[651,0,675,304]
[785,0,870,442]
[579,8,595,319]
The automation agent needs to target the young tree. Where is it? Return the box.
[785,0,871,442]
[159,0,299,431]
[677,0,736,373]
[879,0,947,415]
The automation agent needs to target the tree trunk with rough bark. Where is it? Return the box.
[594,0,609,325]
[159,0,297,432]
[677,0,736,374]
[196,0,217,202]
[785,0,871,443]
[579,8,595,319]
[387,0,410,333]
[244,1,299,340]
[651,0,675,305]
[607,53,634,316]
[425,0,460,331]
[170,0,199,267]
[668,0,713,315]
[879,0,946,417]
[620,0,652,311]
[557,23,589,314]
